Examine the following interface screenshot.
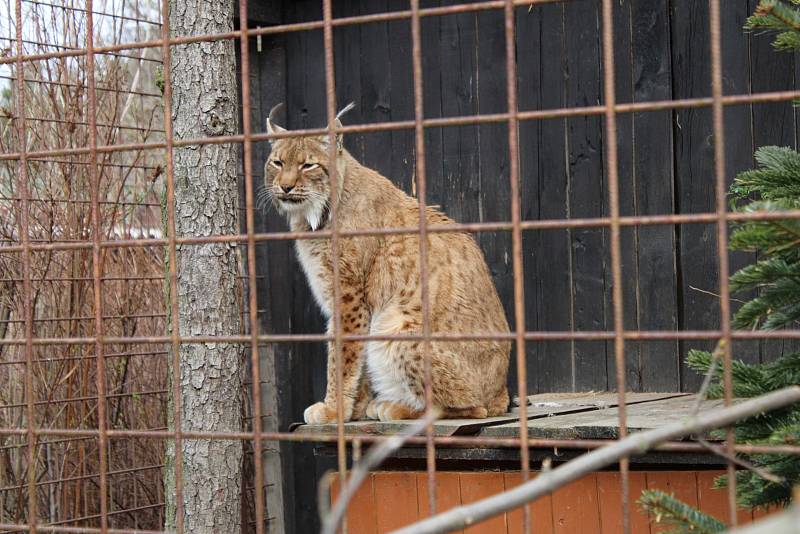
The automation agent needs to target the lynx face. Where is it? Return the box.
[265,137,335,230]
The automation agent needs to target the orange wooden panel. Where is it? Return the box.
[330,472,378,534]
[551,474,601,534]
[697,471,753,526]
[460,472,508,534]
[505,472,554,534]
[417,472,463,532]
[646,471,698,533]
[752,504,779,519]
[374,472,419,533]
[596,471,650,534]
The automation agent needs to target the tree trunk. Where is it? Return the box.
[164,1,243,532]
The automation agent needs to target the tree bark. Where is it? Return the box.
[164,1,243,532]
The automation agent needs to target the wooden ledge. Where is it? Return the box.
[292,391,710,439]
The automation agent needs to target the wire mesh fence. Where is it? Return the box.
[1,0,800,533]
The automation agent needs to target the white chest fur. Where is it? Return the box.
[294,240,331,317]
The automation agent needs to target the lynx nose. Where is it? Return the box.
[280,185,294,193]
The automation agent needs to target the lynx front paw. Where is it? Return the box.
[303,402,338,424]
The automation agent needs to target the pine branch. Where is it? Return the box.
[686,350,770,399]
[638,490,726,534]
[766,352,800,389]
[730,259,800,293]
[745,0,800,51]
[715,425,799,507]
[732,277,800,330]
[730,147,800,200]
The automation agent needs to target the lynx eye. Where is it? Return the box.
[269,159,283,169]
[301,162,319,171]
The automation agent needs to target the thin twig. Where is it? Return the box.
[696,437,785,485]
[688,341,785,486]
[691,339,726,417]
[689,286,747,304]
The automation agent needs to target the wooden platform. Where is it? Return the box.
[293,392,740,465]
[294,392,691,436]
[302,393,768,533]
[483,392,736,440]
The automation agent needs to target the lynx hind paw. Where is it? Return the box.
[365,399,379,420]
[303,402,340,424]
[368,400,423,421]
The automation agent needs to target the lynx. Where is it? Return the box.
[264,104,510,423]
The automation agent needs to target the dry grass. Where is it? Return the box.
[0,1,169,529]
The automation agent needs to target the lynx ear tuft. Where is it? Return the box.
[321,102,355,151]
[335,102,356,122]
[266,103,286,143]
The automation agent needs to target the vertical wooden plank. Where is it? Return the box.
[505,472,554,534]
[460,472,508,534]
[334,0,364,162]
[250,33,290,525]
[630,0,680,392]
[516,3,544,395]
[551,473,602,534]
[606,0,642,393]
[475,7,516,395]
[438,1,480,224]
[359,0,393,178]
[646,471,699,505]
[374,472,420,533]
[331,472,378,534]
[719,0,761,370]
[671,0,759,390]
[596,471,650,534]
[420,0,445,206]
[387,0,415,194]
[669,0,718,392]
[646,471,698,533]
[532,2,574,393]
[417,472,463,531]
[564,0,608,391]
[752,505,776,520]
[697,470,752,526]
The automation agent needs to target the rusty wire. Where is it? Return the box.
[238,0,268,532]
[597,0,630,530]
[408,0,438,518]
[0,74,163,98]
[3,0,800,533]
[708,0,738,526]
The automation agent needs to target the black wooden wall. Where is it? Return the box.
[239,0,799,530]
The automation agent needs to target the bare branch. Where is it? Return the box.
[695,437,784,485]
[687,341,785,486]
[690,339,725,417]
[391,386,800,534]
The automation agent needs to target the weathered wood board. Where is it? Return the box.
[515,391,689,412]
[482,395,743,440]
[294,391,691,437]
[292,414,520,437]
